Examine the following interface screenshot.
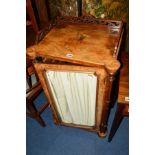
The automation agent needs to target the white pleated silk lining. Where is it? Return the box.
[46,71,97,126]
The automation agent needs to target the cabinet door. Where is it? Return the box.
[34,63,108,129]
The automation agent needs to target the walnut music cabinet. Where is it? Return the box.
[27,16,124,138]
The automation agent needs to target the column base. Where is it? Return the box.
[98,130,108,138]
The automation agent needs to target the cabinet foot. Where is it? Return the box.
[98,130,107,138]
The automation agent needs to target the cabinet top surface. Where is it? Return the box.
[27,17,123,73]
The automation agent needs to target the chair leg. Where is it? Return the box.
[108,103,124,142]
[35,113,46,127]
[26,71,32,88]
[27,101,46,127]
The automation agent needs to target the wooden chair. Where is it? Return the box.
[26,0,51,47]
[26,58,49,127]
[26,0,50,126]
[108,52,129,142]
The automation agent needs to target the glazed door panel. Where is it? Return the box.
[34,63,108,129]
[46,70,97,126]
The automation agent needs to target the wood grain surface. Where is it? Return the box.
[27,18,123,74]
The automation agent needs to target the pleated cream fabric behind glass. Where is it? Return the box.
[46,71,97,126]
